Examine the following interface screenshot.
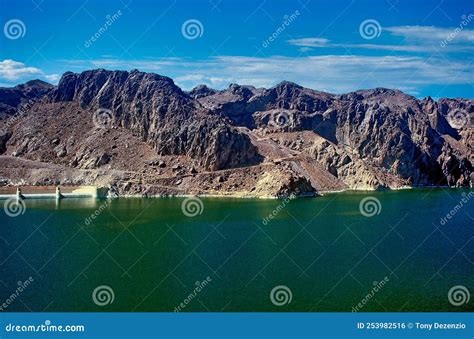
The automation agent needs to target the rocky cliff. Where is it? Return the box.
[49,69,260,171]
[0,80,53,117]
[197,83,472,189]
[0,69,472,197]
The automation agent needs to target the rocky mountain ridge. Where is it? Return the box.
[0,80,53,117]
[0,69,472,197]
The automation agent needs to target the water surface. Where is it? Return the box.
[1,189,473,312]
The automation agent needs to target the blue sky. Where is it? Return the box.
[0,0,473,98]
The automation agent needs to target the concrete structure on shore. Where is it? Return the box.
[0,186,99,199]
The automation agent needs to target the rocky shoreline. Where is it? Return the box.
[0,183,470,201]
[0,69,472,198]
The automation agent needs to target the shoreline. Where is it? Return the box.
[0,185,472,201]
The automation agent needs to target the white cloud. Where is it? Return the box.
[200,55,473,94]
[5,51,473,96]
[45,74,60,83]
[0,60,62,85]
[84,57,185,70]
[287,39,440,53]
[287,23,474,53]
[287,38,330,47]
[174,74,229,89]
[386,25,474,43]
[64,55,473,95]
[0,59,42,81]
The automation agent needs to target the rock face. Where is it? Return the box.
[49,69,260,171]
[0,131,11,154]
[0,69,472,197]
[197,83,473,188]
[0,80,53,117]
[188,85,217,99]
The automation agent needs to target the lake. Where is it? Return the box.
[1,189,473,312]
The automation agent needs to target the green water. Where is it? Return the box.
[1,189,473,312]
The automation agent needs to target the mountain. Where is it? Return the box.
[198,83,472,188]
[49,69,260,171]
[0,69,472,197]
[0,80,53,117]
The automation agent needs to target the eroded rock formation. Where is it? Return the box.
[0,69,472,197]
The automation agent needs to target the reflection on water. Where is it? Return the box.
[24,197,103,210]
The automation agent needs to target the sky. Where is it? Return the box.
[0,0,473,98]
